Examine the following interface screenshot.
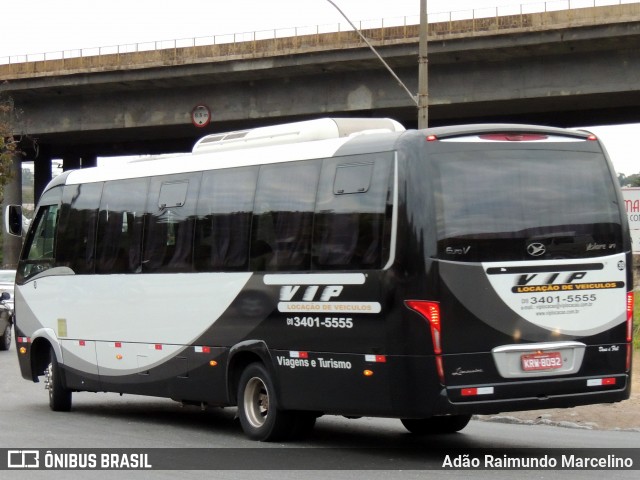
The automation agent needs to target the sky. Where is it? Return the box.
[2,0,639,175]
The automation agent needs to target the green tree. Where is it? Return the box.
[627,173,640,187]
[0,95,19,203]
[618,172,640,187]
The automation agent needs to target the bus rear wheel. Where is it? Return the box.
[237,363,294,441]
[401,414,472,434]
[46,347,72,412]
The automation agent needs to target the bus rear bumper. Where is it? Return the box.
[432,374,631,416]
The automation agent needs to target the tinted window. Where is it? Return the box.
[17,187,62,283]
[251,161,320,271]
[143,173,201,273]
[57,183,103,273]
[433,149,623,261]
[195,167,257,271]
[96,179,148,273]
[313,154,393,269]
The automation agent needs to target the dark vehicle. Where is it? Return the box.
[4,118,634,441]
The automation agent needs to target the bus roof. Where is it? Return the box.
[62,118,406,186]
[49,120,597,189]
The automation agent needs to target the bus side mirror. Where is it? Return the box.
[4,205,23,237]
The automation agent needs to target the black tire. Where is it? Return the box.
[401,414,472,434]
[47,347,72,412]
[0,324,11,351]
[237,363,294,441]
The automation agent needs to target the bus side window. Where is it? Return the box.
[17,187,63,283]
[25,205,59,261]
[56,182,103,274]
[27,205,58,260]
[96,179,148,274]
[194,167,257,271]
[251,161,320,271]
[143,173,201,273]
[313,155,393,270]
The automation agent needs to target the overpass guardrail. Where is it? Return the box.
[1,0,639,75]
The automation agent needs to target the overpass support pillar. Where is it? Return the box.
[1,155,23,268]
[33,149,52,204]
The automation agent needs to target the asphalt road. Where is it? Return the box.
[0,337,638,479]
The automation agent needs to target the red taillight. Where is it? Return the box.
[587,134,598,141]
[627,292,634,343]
[405,300,441,354]
[479,133,548,141]
[426,134,438,142]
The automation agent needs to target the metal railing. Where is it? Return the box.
[1,0,638,66]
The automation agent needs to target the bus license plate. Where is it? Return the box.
[521,352,563,372]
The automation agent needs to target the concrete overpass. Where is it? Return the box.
[2,2,640,195]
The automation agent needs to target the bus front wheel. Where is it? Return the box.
[237,363,294,441]
[46,347,72,412]
[401,414,472,434]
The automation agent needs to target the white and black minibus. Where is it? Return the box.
[6,118,634,441]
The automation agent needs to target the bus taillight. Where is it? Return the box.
[479,133,548,141]
[405,301,442,355]
[627,292,634,343]
[406,300,445,383]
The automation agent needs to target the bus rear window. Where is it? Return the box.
[433,149,623,262]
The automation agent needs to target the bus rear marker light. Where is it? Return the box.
[363,370,374,377]
[587,378,616,387]
[461,387,494,396]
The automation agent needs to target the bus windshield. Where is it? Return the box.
[433,148,623,262]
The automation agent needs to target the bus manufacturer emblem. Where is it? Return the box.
[526,242,546,257]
